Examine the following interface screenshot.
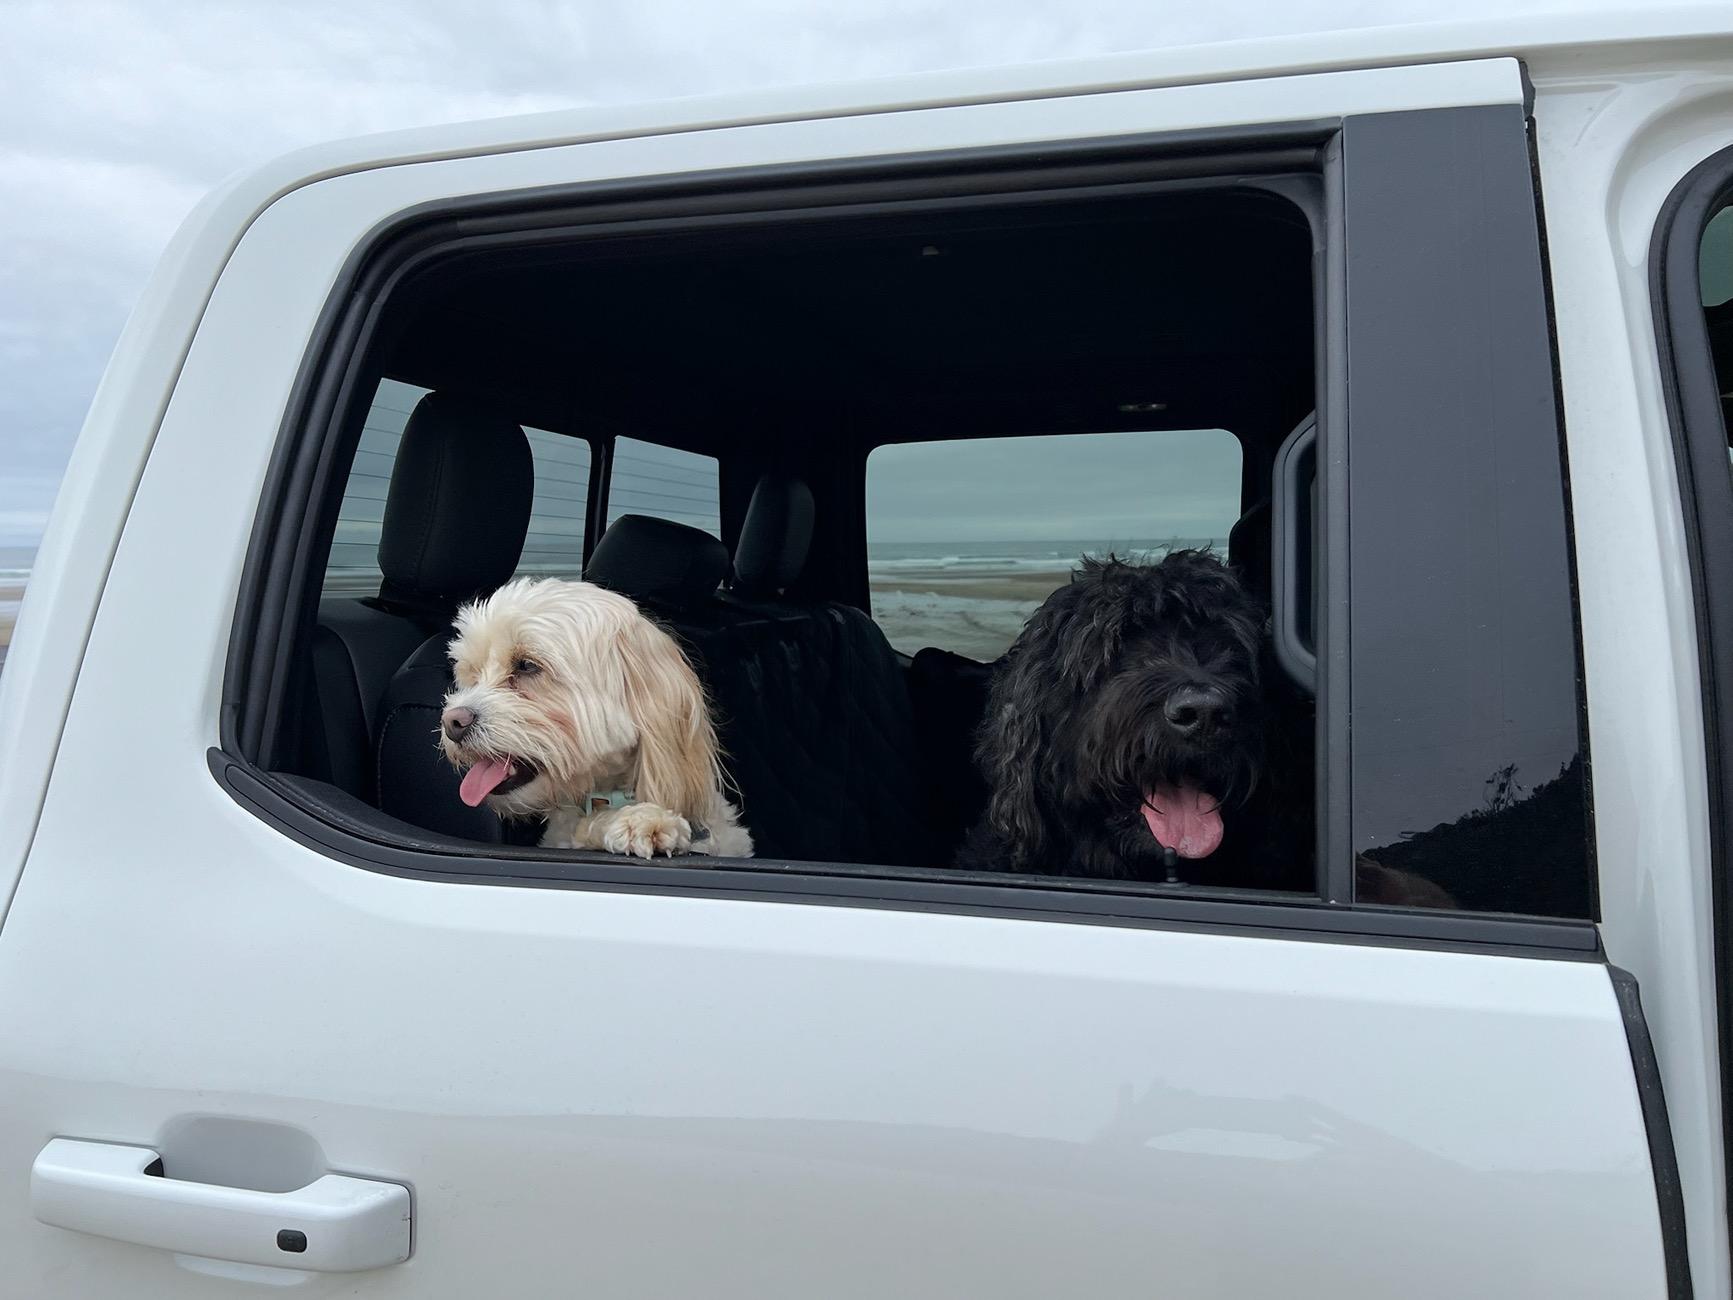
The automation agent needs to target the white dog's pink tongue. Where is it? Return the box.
[459,757,512,807]
[1141,782,1223,860]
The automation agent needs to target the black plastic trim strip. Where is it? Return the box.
[1337,106,1591,920]
[1524,83,1601,924]
[211,749,1601,958]
[1317,130,1353,907]
[1611,966,1695,1299]
[1271,414,1317,690]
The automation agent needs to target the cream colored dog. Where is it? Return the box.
[438,577,752,859]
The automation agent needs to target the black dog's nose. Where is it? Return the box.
[1164,686,1228,737]
[442,706,476,741]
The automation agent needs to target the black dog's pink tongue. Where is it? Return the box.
[459,757,512,807]
[1141,782,1223,860]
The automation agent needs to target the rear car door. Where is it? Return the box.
[0,55,1682,1297]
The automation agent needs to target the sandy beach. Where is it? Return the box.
[869,559,1077,660]
[869,567,1073,604]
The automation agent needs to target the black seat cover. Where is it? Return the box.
[310,391,534,802]
[592,476,931,867]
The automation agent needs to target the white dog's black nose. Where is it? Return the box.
[442,706,476,742]
[1164,686,1228,738]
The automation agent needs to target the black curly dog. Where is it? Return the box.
[958,551,1305,888]
[960,550,1450,905]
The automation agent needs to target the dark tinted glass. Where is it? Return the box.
[1340,109,1592,917]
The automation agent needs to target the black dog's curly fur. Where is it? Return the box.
[959,551,1312,890]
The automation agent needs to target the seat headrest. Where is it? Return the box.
[584,514,728,610]
[732,474,814,597]
[377,391,534,608]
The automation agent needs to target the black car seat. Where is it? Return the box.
[307,390,534,803]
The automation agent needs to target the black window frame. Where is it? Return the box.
[215,114,1599,956]
[1651,140,1733,1264]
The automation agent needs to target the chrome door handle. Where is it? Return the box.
[31,1138,411,1272]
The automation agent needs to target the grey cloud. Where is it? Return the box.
[2,0,1622,546]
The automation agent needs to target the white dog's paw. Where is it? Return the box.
[603,804,692,859]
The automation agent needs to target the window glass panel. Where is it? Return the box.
[324,379,419,597]
[608,437,720,537]
[866,429,1242,660]
[517,430,591,579]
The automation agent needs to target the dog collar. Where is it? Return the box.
[579,789,708,843]
[583,788,635,815]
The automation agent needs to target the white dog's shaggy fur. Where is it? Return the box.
[438,577,752,860]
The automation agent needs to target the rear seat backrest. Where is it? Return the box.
[589,476,932,867]
[719,477,931,865]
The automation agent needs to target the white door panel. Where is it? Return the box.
[0,54,1670,1299]
[0,797,1663,1296]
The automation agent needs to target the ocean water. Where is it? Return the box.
[868,537,1224,661]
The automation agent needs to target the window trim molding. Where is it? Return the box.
[212,749,1601,957]
[1651,139,1733,1269]
[219,115,1590,944]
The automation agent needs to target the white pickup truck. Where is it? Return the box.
[5,8,1733,1297]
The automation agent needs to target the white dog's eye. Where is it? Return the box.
[512,657,541,679]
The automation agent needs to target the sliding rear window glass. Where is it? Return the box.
[607,437,720,537]
[866,429,1242,660]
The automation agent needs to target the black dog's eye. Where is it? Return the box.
[513,658,541,678]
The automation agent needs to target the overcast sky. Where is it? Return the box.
[1,0,1630,551]
[869,430,1243,544]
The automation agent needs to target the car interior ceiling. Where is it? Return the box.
[284,184,1318,877]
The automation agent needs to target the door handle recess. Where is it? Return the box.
[31,1138,410,1272]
